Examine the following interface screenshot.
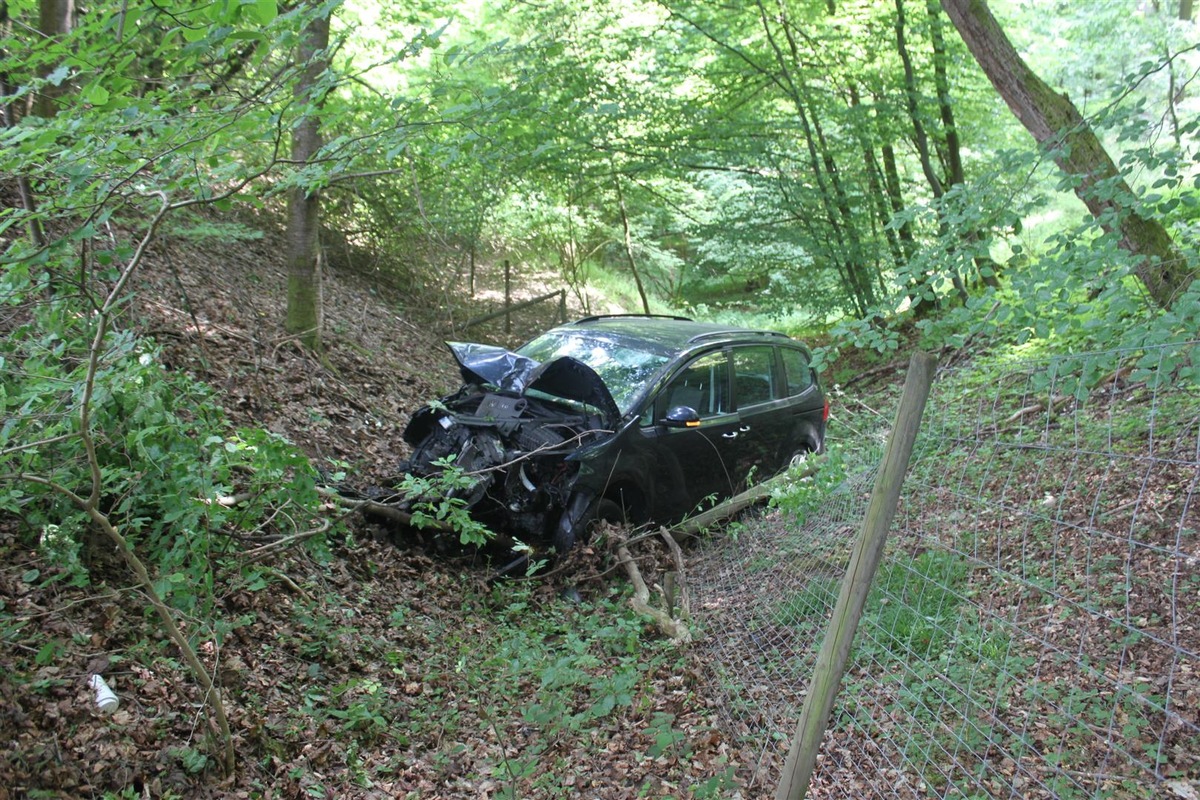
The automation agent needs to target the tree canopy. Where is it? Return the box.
[1,0,1197,349]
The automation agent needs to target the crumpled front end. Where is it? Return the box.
[400,343,618,543]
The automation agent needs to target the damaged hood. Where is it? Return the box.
[447,341,621,425]
[448,342,538,392]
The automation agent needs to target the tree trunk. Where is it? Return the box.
[1180,0,1193,21]
[755,0,871,316]
[852,86,904,275]
[36,0,72,117]
[927,0,964,184]
[614,177,651,315]
[941,0,1189,308]
[896,0,944,198]
[879,137,916,260]
[897,0,971,304]
[285,5,331,350]
[930,1,1001,289]
[0,1,45,249]
[814,112,876,310]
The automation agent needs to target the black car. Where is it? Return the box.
[401,315,828,553]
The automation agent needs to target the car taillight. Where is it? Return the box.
[823,398,830,421]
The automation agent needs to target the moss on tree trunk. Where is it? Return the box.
[942,0,1188,308]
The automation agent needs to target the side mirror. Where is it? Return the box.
[662,405,701,428]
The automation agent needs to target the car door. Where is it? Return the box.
[730,344,790,480]
[638,350,741,514]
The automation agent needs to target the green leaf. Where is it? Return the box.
[35,639,63,666]
[46,65,71,86]
[247,0,277,25]
[83,83,110,106]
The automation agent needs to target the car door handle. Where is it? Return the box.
[721,431,738,439]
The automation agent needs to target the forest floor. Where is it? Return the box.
[3,209,1196,800]
[0,214,811,798]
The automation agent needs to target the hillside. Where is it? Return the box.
[0,213,759,799]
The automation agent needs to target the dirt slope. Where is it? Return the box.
[1,212,755,799]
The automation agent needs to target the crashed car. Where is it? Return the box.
[401,315,828,553]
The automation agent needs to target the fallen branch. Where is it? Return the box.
[671,456,825,539]
[615,541,691,644]
[240,518,333,562]
[317,487,454,532]
[841,360,902,391]
[658,527,690,620]
[1002,393,1072,425]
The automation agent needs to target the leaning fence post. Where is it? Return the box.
[774,351,938,800]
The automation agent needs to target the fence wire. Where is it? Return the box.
[691,342,1200,799]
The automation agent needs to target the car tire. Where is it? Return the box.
[554,497,625,554]
[787,448,813,470]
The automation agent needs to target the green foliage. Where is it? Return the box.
[768,446,849,526]
[393,457,495,546]
[862,551,970,659]
[0,284,327,618]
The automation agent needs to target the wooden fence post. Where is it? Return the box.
[559,289,567,323]
[504,259,512,335]
[774,351,938,800]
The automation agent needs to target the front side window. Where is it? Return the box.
[732,346,779,408]
[660,352,729,419]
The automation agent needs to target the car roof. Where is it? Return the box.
[549,315,797,352]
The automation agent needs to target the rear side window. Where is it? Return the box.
[732,346,779,408]
[781,347,813,396]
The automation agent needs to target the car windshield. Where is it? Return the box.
[517,331,672,415]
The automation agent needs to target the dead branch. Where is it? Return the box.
[672,456,825,539]
[615,542,691,644]
[258,567,312,601]
[658,527,690,619]
[841,360,903,391]
[240,518,333,562]
[1002,393,1072,425]
[317,487,454,532]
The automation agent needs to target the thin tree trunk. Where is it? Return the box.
[1181,0,1193,21]
[0,2,45,249]
[880,137,916,260]
[896,0,944,198]
[927,0,963,184]
[897,0,970,304]
[814,113,876,309]
[755,0,870,316]
[929,0,1001,289]
[615,177,651,315]
[850,86,905,276]
[36,0,72,117]
[285,5,331,350]
[941,0,1188,308]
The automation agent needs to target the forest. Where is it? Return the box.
[1,0,1198,797]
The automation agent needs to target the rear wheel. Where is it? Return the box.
[787,448,814,470]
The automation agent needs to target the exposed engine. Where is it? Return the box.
[403,388,606,540]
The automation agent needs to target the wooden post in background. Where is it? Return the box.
[504,259,511,335]
[775,351,938,800]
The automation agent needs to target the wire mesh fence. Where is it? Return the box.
[691,341,1200,798]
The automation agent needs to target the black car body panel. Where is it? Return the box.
[401,316,827,551]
